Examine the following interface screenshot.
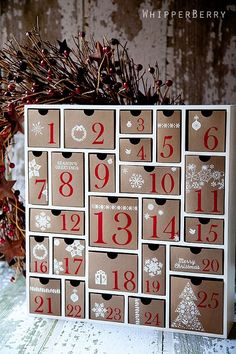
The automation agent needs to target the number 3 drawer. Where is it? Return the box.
[25,105,236,338]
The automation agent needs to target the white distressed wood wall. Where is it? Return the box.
[1,0,235,104]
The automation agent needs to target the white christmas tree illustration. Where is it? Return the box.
[172,282,204,331]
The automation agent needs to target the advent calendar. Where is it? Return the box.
[25,105,236,338]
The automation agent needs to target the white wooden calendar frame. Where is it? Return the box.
[25,104,236,338]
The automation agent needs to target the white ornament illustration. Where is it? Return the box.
[92,302,107,318]
[171,167,177,172]
[158,210,164,216]
[186,163,224,192]
[144,257,163,277]
[32,243,48,260]
[95,270,107,285]
[126,120,132,128]
[172,282,204,331]
[29,159,41,179]
[35,212,51,231]
[66,240,85,257]
[129,173,144,189]
[31,121,44,136]
[125,149,131,155]
[144,213,150,220]
[107,158,113,165]
[70,289,79,303]
[71,125,87,142]
[189,228,196,235]
[192,115,201,131]
[148,203,154,211]
[54,258,64,275]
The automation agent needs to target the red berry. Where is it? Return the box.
[40,60,47,67]
[165,79,173,87]
[156,80,163,86]
[9,162,15,168]
[8,230,14,238]
[2,205,9,213]
[42,48,48,55]
[63,50,70,58]
[46,76,52,82]
[0,238,5,244]
[9,224,15,230]
[103,46,111,54]
[0,223,6,229]
[123,82,129,89]
[75,87,82,94]
[47,69,53,75]
[7,84,15,91]
[0,165,5,173]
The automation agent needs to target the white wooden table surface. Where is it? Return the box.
[0,263,235,354]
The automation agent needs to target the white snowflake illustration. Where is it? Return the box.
[158,210,164,216]
[29,159,41,179]
[186,163,224,192]
[129,173,144,189]
[107,158,113,165]
[31,121,44,136]
[54,258,64,275]
[126,120,132,128]
[144,213,150,220]
[92,302,107,318]
[144,257,163,277]
[148,203,154,211]
[66,240,85,257]
[35,211,51,231]
[125,149,131,155]
[122,167,128,174]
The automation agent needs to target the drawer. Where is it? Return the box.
[120,165,180,195]
[89,251,138,293]
[119,138,152,162]
[187,110,226,152]
[89,196,138,250]
[157,110,181,163]
[28,151,48,205]
[128,297,165,327]
[185,156,225,214]
[30,209,84,235]
[170,246,223,275]
[89,153,116,193]
[90,293,124,323]
[64,109,115,149]
[28,109,60,148]
[142,198,180,241]
[120,110,152,134]
[185,217,224,245]
[170,276,224,334]
[53,238,85,277]
[29,277,61,316]
[142,244,166,295]
[29,236,49,274]
[51,152,84,207]
[65,280,85,319]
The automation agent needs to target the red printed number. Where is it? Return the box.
[64,258,83,275]
[48,122,56,144]
[195,189,220,213]
[35,179,46,200]
[196,224,219,243]
[34,261,48,273]
[106,307,122,321]
[144,312,160,326]
[137,117,145,132]
[92,122,105,144]
[160,136,174,159]
[34,296,52,314]
[204,127,219,150]
[94,163,110,189]
[149,215,178,240]
[59,172,74,197]
[145,280,160,293]
[202,259,219,272]
[198,291,219,309]
[61,213,81,232]
[67,304,81,317]
[137,146,146,160]
[150,173,175,194]
[112,270,136,291]
[94,211,133,246]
